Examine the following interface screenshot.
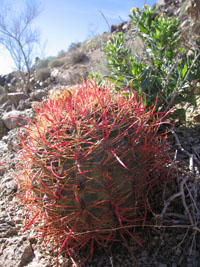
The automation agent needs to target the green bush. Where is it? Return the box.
[104,5,200,119]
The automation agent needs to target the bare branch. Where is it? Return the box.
[0,0,42,86]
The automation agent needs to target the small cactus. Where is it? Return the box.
[16,80,172,264]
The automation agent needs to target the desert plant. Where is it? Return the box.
[16,80,173,265]
[68,50,86,65]
[48,58,65,68]
[82,33,110,51]
[34,57,53,70]
[35,67,50,81]
[57,49,66,57]
[68,41,82,52]
[104,5,200,120]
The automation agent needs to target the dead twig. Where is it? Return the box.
[170,128,200,168]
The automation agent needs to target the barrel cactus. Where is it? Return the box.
[16,80,172,264]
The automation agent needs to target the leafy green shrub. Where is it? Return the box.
[16,80,173,265]
[104,5,200,119]
[35,67,50,81]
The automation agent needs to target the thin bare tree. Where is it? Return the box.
[0,0,41,85]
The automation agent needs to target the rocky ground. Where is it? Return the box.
[0,0,200,266]
[0,105,199,267]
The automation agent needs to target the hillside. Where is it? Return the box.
[0,1,200,266]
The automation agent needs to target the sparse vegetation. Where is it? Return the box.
[67,49,86,64]
[82,33,110,51]
[68,41,82,51]
[48,58,65,68]
[35,67,50,81]
[34,57,54,70]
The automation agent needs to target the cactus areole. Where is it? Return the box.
[17,80,172,263]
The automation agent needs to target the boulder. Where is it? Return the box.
[30,89,47,101]
[0,75,6,86]
[7,92,28,107]
[0,73,14,86]
[2,109,32,130]
[51,65,88,85]
[111,22,127,33]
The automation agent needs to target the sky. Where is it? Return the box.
[0,0,156,75]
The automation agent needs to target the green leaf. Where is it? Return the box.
[117,75,124,81]
[156,28,160,38]
[138,23,149,34]
[181,64,188,79]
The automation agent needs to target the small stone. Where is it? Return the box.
[18,243,34,267]
[6,180,17,195]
